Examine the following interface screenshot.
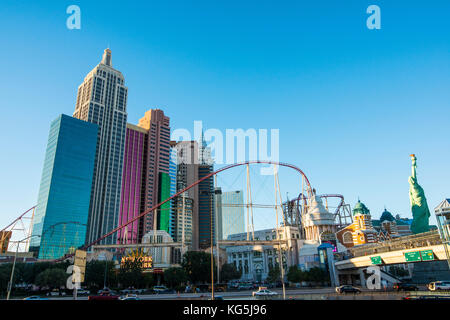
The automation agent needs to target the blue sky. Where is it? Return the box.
[0,1,449,229]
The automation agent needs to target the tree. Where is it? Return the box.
[181,251,216,284]
[117,258,144,289]
[85,260,117,290]
[0,263,13,295]
[287,266,301,283]
[266,264,281,284]
[305,267,329,284]
[220,263,241,283]
[35,268,67,289]
[164,267,188,289]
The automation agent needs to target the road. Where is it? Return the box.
[36,287,415,300]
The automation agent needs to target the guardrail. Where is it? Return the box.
[346,230,442,258]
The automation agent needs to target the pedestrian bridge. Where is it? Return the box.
[335,230,449,270]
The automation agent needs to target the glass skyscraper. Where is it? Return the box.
[30,114,98,259]
[219,190,245,240]
[73,49,128,245]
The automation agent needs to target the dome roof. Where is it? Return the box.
[353,200,370,216]
[380,209,395,222]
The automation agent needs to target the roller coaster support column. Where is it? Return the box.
[273,164,286,300]
[7,235,40,300]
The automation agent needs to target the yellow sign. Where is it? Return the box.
[74,250,87,282]
[121,249,153,270]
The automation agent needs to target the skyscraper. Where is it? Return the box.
[175,141,200,249]
[137,109,171,235]
[174,138,215,250]
[118,124,147,244]
[30,114,98,259]
[217,190,245,240]
[73,48,128,245]
[168,144,178,239]
[118,109,171,243]
[198,136,215,249]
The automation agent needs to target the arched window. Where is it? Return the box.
[343,231,353,244]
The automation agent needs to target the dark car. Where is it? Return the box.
[393,283,419,291]
[335,285,361,294]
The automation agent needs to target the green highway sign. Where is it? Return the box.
[370,256,383,265]
[420,250,435,261]
[404,251,422,262]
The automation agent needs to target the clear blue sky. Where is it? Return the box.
[0,1,449,229]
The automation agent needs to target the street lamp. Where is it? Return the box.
[7,234,41,300]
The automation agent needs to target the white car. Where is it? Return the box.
[252,288,278,297]
[428,281,450,291]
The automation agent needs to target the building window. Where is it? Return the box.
[343,231,353,244]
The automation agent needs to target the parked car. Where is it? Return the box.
[252,287,279,297]
[46,289,66,297]
[152,285,175,294]
[335,285,361,294]
[88,288,120,300]
[393,283,419,291]
[76,289,90,296]
[237,283,253,291]
[120,294,140,300]
[428,281,450,291]
[23,295,49,300]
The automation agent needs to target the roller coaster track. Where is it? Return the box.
[74,160,313,257]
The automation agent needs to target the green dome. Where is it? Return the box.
[380,209,395,222]
[353,200,370,216]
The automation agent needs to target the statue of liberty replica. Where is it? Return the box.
[409,154,430,234]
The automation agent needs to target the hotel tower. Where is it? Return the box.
[73,49,128,245]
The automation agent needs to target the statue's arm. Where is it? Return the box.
[411,156,417,180]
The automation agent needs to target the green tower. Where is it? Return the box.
[408,154,430,234]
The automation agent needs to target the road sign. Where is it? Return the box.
[74,249,87,282]
[420,250,434,261]
[404,251,421,262]
[370,256,383,265]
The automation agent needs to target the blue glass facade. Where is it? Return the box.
[30,114,98,259]
[220,191,245,240]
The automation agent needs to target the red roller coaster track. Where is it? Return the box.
[80,160,313,253]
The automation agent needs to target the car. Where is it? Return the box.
[335,285,361,294]
[23,295,49,300]
[393,283,419,291]
[237,283,253,291]
[152,285,175,294]
[428,281,450,291]
[88,288,120,300]
[252,287,279,297]
[152,285,168,293]
[120,294,140,300]
[76,289,90,296]
[46,289,66,297]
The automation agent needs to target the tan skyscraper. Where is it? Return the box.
[73,49,128,245]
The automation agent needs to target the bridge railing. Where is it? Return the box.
[347,230,442,258]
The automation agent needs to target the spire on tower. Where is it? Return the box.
[101,48,112,66]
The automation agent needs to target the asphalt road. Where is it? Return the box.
[40,287,406,300]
